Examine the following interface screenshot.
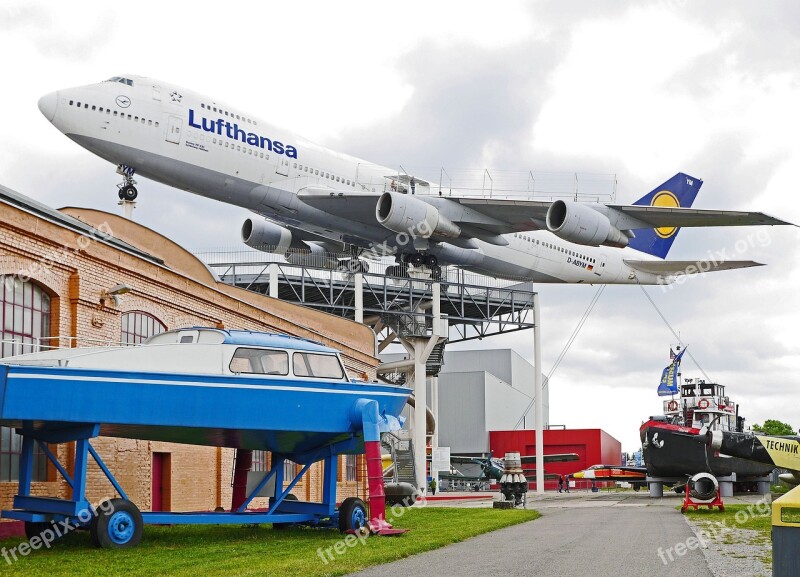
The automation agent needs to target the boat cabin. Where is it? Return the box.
[2,327,353,382]
[662,378,744,432]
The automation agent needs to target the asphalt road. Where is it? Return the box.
[350,495,714,577]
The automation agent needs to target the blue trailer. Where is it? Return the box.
[0,328,411,547]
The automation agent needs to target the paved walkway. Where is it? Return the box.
[351,492,716,577]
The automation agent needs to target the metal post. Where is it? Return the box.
[355,272,364,324]
[430,375,439,449]
[430,280,441,450]
[413,339,427,493]
[534,292,544,495]
[118,200,136,220]
[72,438,91,502]
[269,263,279,298]
[322,453,337,515]
[17,436,35,497]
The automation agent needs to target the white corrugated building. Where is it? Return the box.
[381,348,549,455]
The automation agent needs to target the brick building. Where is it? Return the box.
[0,184,377,533]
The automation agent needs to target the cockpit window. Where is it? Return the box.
[229,348,289,375]
[292,352,345,379]
[104,77,134,87]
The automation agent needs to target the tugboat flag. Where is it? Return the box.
[658,347,686,396]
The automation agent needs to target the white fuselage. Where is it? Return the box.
[39,75,666,284]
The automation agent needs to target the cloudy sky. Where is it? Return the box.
[1,1,799,451]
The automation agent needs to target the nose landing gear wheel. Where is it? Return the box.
[118,185,138,201]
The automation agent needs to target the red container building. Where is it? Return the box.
[489,429,622,490]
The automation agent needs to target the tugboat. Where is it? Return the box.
[640,377,773,488]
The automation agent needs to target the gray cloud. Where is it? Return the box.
[0,2,117,61]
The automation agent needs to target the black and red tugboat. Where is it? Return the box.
[640,377,773,490]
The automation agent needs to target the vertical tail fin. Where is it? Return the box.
[627,172,703,259]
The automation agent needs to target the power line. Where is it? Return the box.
[512,285,606,430]
[636,281,713,383]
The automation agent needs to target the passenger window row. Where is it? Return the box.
[66,99,159,127]
[294,162,354,187]
[200,102,257,127]
[514,233,596,264]
[189,128,355,187]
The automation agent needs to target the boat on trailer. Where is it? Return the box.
[0,327,411,547]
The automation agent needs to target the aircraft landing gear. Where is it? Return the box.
[390,253,443,280]
[116,164,138,201]
[385,265,407,278]
[402,252,438,269]
[341,259,368,274]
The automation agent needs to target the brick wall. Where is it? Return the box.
[0,198,373,520]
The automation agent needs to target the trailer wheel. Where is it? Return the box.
[272,493,298,530]
[24,521,54,541]
[338,497,368,534]
[91,499,143,548]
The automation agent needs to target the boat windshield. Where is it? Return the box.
[292,352,345,380]
[229,348,289,375]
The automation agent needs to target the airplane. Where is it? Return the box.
[573,464,648,490]
[445,452,579,487]
[38,75,794,284]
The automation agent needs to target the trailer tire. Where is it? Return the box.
[338,497,368,534]
[272,493,298,530]
[91,499,143,548]
[24,521,54,541]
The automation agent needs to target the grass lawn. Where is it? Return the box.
[683,503,772,539]
[683,502,773,566]
[0,507,539,577]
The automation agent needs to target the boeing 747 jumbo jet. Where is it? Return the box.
[37,75,792,284]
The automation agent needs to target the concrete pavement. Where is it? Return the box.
[351,492,717,577]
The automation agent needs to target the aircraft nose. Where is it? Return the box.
[572,471,584,479]
[38,91,59,122]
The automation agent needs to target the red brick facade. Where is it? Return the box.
[0,194,375,526]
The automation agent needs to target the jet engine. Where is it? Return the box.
[285,244,339,269]
[687,472,719,502]
[376,192,460,239]
[546,200,629,248]
[241,218,294,252]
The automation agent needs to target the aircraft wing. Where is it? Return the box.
[296,189,383,226]
[298,187,794,238]
[436,199,793,232]
[449,455,487,464]
[519,453,580,464]
[519,470,563,480]
[438,472,484,481]
[624,259,764,276]
[606,205,792,228]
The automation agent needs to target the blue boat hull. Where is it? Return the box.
[0,365,410,454]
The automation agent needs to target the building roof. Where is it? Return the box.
[0,184,163,265]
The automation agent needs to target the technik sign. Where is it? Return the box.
[188,109,298,158]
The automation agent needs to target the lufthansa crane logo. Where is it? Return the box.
[115,95,131,108]
[651,190,680,238]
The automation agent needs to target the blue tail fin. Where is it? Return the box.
[627,172,703,259]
